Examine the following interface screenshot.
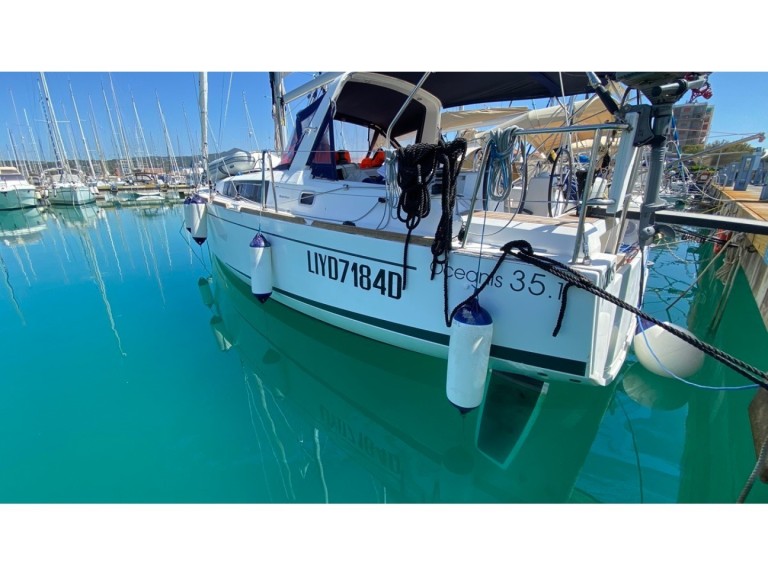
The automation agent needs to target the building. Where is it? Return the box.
[672,102,714,148]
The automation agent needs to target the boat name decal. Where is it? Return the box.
[320,406,402,476]
[306,250,403,299]
[435,264,565,300]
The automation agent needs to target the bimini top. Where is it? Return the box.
[327,72,615,140]
[375,72,614,108]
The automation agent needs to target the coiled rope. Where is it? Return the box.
[395,143,438,289]
[483,127,519,202]
[395,139,466,288]
[430,139,467,279]
[444,238,768,390]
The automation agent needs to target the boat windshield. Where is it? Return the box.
[0,173,26,183]
[276,96,325,170]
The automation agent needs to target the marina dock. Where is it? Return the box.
[715,183,768,332]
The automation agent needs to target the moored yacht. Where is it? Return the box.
[0,166,38,210]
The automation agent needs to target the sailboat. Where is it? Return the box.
[186,71,712,412]
[38,73,96,207]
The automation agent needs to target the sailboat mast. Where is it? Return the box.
[131,91,154,172]
[109,73,134,176]
[38,72,68,171]
[243,91,260,151]
[9,90,32,179]
[269,72,286,154]
[199,72,208,187]
[59,101,82,175]
[88,95,110,178]
[70,81,96,180]
[23,108,44,177]
[102,82,123,177]
[157,94,180,178]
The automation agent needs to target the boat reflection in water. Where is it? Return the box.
[0,206,47,245]
[200,256,618,503]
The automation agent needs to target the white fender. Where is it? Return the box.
[633,319,704,379]
[446,298,493,413]
[250,233,273,302]
[184,195,207,245]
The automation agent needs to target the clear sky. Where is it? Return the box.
[1,70,765,167]
[3,5,767,168]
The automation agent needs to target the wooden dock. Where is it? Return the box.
[717,184,768,331]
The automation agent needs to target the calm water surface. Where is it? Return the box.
[0,200,766,503]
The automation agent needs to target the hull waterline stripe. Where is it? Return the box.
[277,287,586,376]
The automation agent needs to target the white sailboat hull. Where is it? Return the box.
[48,184,96,206]
[206,197,641,386]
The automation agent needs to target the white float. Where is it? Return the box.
[446,298,493,413]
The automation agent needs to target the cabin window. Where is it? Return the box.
[0,173,25,183]
[222,180,269,202]
[299,192,314,205]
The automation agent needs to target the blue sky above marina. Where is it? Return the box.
[0,71,765,166]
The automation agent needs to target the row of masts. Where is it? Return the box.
[2,73,220,188]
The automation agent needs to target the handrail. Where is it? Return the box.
[462,122,632,249]
[506,122,629,137]
[384,72,431,146]
[571,128,602,264]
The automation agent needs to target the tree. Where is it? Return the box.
[700,140,757,167]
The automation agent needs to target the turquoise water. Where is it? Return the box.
[1,200,766,503]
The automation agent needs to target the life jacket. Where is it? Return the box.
[336,150,351,165]
[360,149,385,169]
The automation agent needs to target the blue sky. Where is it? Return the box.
[2,5,767,168]
[1,71,765,166]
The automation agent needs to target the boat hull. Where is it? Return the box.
[48,185,96,206]
[205,199,642,386]
[0,188,38,210]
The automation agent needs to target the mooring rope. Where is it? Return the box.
[430,138,467,279]
[445,238,768,390]
[396,139,466,289]
[395,143,439,289]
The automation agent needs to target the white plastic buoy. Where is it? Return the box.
[250,232,273,302]
[446,297,493,413]
[184,194,207,245]
[633,318,705,379]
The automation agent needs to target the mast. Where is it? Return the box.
[131,90,154,172]
[157,94,180,179]
[38,72,69,174]
[243,91,260,150]
[9,90,32,178]
[70,81,97,180]
[8,129,22,171]
[269,72,286,153]
[102,81,123,177]
[88,95,110,178]
[199,72,208,187]
[60,101,82,175]
[23,108,44,177]
[109,73,134,176]
[182,103,199,176]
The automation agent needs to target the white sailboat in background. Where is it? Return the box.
[38,73,96,207]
